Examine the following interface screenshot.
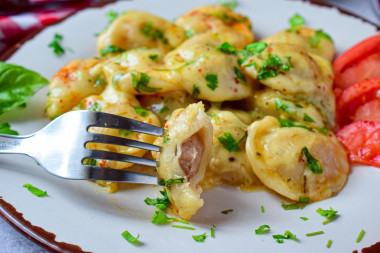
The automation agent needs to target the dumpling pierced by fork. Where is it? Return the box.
[153,102,213,220]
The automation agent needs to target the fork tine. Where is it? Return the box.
[87,111,164,136]
[87,133,161,152]
[85,149,157,167]
[82,165,158,184]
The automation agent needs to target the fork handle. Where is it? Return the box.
[0,134,31,154]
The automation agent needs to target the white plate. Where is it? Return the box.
[1,0,380,252]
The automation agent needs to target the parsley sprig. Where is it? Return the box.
[23,184,47,197]
[0,122,18,135]
[158,178,185,190]
[217,132,246,152]
[144,189,169,211]
[302,147,323,174]
[131,71,161,93]
[257,54,293,80]
[48,33,65,56]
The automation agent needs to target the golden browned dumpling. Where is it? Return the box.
[153,102,213,220]
[246,116,349,202]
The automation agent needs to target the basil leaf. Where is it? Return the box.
[0,122,18,135]
[23,184,47,197]
[0,62,49,115]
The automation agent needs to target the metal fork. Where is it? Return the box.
[0,110,163,185]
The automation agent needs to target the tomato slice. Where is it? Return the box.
[333,34,380,90]
[336,121,380,168]
[336,77,380,128]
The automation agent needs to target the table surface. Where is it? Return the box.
[0,0,379,252]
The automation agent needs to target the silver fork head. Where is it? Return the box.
[26,110,163,184]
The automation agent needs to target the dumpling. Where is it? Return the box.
[46,58,105,119]
[153,102,213,220]
[97,10,186,57]
[245,116,350,202]
[164,33,253,102]
[175,5,253,48]
[201,108,260,191]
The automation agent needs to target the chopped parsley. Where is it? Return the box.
[326,239,332,248]
[151,211,189,225]
[119,129,132,136]
[302,147,323,174]
[23,184,47,197]
[192,84,200,98]
[306,231,324,237]
[144,189,169,211]
[234,66,246,82]
[299,196,310,203]
[289,13,305,32]
[275,98,291,113]
[0,123,18,135]
[141,22,168,44]
[149,54,159,61]
[211,225,216,238]
[192,233,207,242]
[106,10,119,25]
[238,42,267,65]
[277,117,313,132]
[121,231,140,245]
[316,207,338,225]
[300,217,308,221]
[159,106,169,113]
[133,106,150,117]
[88,102,101,112]
[215,41,238,54]
[281,202,304,210]
[221,209,233,214]
[217,132,246,152]
[48,33,65,56]
[158,178,185,190]
[100,45,125,57]
[205,74,218,90]
[309,30,333,48]
[217,0,237,9]
[256,54,293,80]
[185,29,194,38]
[356,229,365,243]
[156,55,205,71]
[210,11,248,24]
[131,71,161,93]
[303,113,315,123]
[172,225,196,230]
[273,230,296,243]
[163,137,170,144]
[261,205,265,213]
[255,225,270,235]
[84,158,96,166]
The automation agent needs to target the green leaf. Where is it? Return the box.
[144,189,169,211]
[217,0,237,9]
[192,84,200,98]
[275,98,291,113]
[289,13,305,32]
[131,70,161,93]
[299,196,310,203]
[100,45,125,57]
[0,122,18,135]
[121,231,140,245]
[151,211,173,224]
[255,225,270,235]
[238,42,267,64]
[309,30,333,47]
[303,113,315,123]
[205,74,218,90]
[192,232,207,242]
[48,33,65,56]
[149,54,159,61]
[133,106,150,117]
[257,54,293,80]
[277,118,313,132]
[23,184,47,197]
[0,62,49,115]
[218,132,246,152]
[302,147,323,174]
[215,41,238,54]
[234,66,246,82]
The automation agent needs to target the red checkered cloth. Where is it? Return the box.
[0,0,114,59]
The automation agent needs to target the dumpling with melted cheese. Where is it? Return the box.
[153,102,213,220]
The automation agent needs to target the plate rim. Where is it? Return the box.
[0,1,379,252]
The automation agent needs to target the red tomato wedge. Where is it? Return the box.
[333,34,380,90]
[336,77,380,128]
[336,121,380,168]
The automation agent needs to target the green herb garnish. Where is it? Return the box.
[23,184,47,197]
[144,189,169,211]
[356,229,365,243]
[172,225,196,230]
[192,233,207,242]
[289,13,305,32]
[119,129,132,136]
[0,123,18,135]
[217,0,237,9]
[192,84,200,98]
[238,42,267,65]
[326,239,332,248]
[211,225,216,238]
[299,196,310,203]
[149,54,159,61]
[205,74,218,90]
[221,209,233,214]
[159,178,185,190]
[121,231,140,245]
[281,202,302,210]
[306,231,324,237]
[261,205,265,213]
[84,158,96,166]
[255,225,270,235]
[277,118,312,132]
[300,217,308,221]
[133,106,150,117]
[141,22,168,44]
[273,230,296,243]
[234,66,246,82]
[131,70,161,93]
[48,33,65,56]
[257,54,293,80]
[309,30,332,47]
[100,45,125,57]
[215,41,237,54]
[106,10,119,25]
[275,98,291,113]
[316,207,338,225]
[302,147,323,174]
[303,113,315,123]
[159,106,169,113]
[217,132,246,152]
